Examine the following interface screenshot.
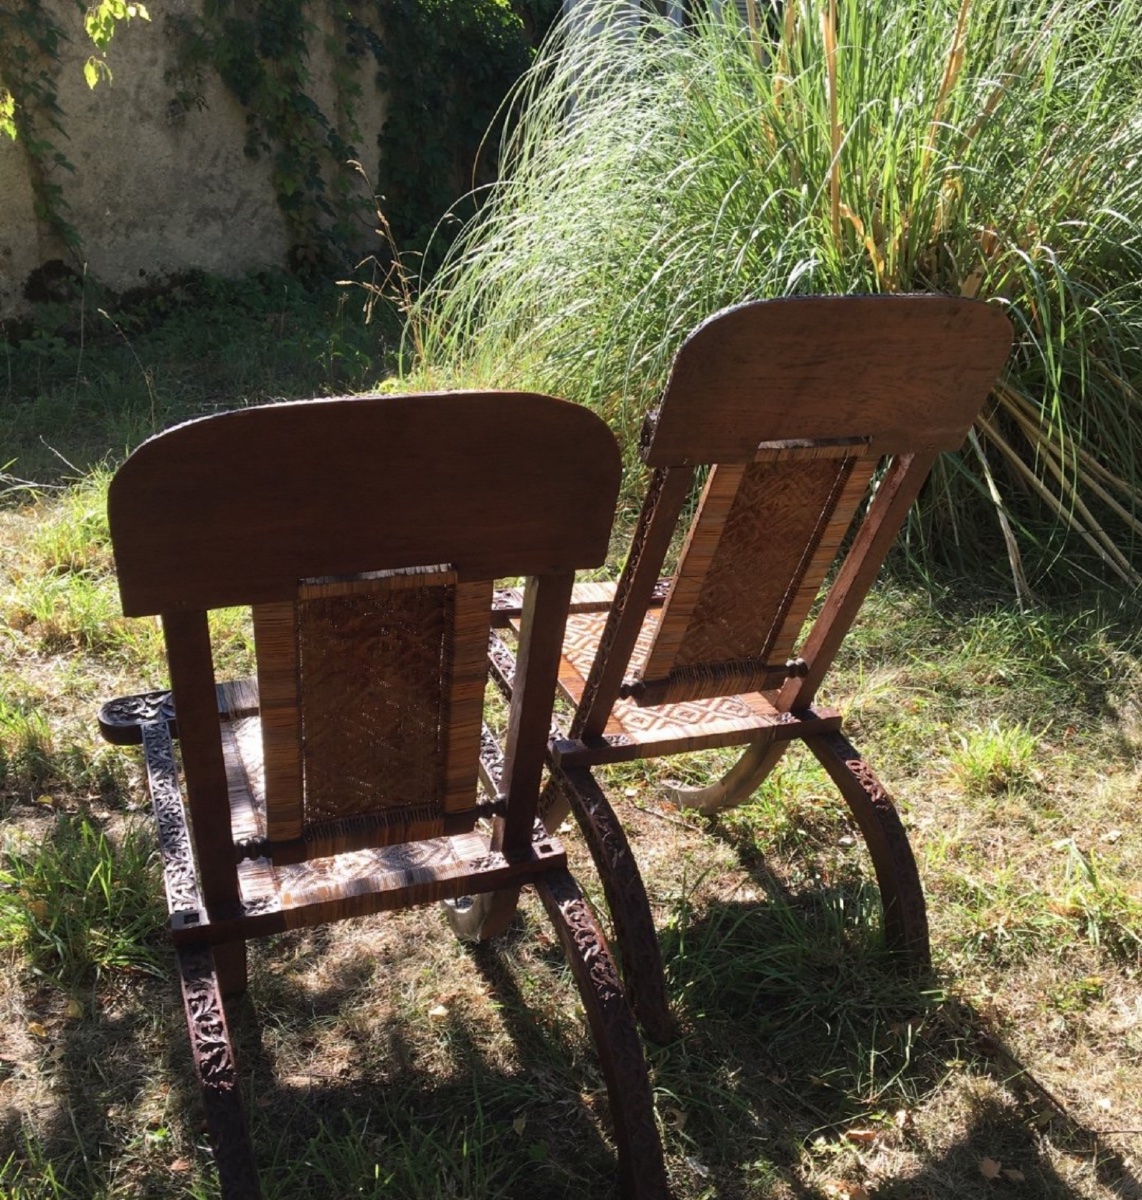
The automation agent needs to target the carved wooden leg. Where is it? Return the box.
[214,941,249,998]
[534,870,670,1200]
[662,741,787,814]
[443,886,522,942]
[807,731,931,968]
[548,768,677,1045]
[177,946,261,1199]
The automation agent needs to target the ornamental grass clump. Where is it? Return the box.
[408,0,1142,595]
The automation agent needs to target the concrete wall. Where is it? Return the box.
[0,1,387,319]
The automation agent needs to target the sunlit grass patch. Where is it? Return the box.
[0,814,165,983]
[947,721,1040,798]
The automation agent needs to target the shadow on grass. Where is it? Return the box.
[7,879,1138,1198]
[650,883,1141,1198]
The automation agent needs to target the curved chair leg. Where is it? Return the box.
[534,869,671,1200]
[443,886,522,943]
[178,946,262,1199]
[807,730,931,968]
[549,768,677,1044]
[663,741,788,814]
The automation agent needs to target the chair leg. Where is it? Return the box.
[548,768,677,1045]
[443,886,522,942]
[806,730,931,968]
[177,946,261,1199]
[662,741,787,814]
[214,940,249,998]
[534,869,671,1200]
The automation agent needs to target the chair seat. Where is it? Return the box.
[214,712,565,935]
[510,608,843,766]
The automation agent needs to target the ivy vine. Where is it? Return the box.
[1,0,561,282]
[0,1,80,251]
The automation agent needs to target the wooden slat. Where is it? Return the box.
[167,833,568,944]
[638,463,745,681]
[442,580,493,812]
[252,602,303,844]
[779,450,938,710]
[551,704,844,768]
[491,579,669,627]
[764,456,878,663]
[496,571,576,860]
[752,436,869,462]
[222,719,265,846]
[573,467,693,740]
[298,564,454,599]
[161,610,239,910]
[634,456,863,704]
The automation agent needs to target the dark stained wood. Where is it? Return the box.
[101,389,666,1195]
[644,294,1013,464]
[110,392,621,615]
[546,768,677,1045]
[808,731,930,964]
[160,610,240,911]
[775,451,938,711]
[551,704,843,768]
[545,295,1011,1029]
[535,870,671,1200]
[177,946,261,1198]
[572,466,694,740]
[495,571,575,860]
[251,602,303,844]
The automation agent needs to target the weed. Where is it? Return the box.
[0,814,165,983]
[948,722,1040,797]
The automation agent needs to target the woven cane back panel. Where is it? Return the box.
[637,457,867,701]
[245,577,491,855]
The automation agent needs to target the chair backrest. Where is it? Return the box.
[572,296,1012,738]
[109,392,621,905]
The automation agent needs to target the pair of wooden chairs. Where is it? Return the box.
[100,295,1012,1197]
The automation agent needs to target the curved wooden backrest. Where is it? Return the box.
[110,391,622,616]
[643,295,1014,465]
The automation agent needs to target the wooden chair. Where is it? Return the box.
[489,296,1013,1042]
[98,392,670,1199]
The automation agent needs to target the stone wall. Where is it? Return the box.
[0,1,387,320]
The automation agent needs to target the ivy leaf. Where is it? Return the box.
[0,88,16,140]
[83,57,113,90]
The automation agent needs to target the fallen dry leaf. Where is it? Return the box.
[843,1128,879,1145]
[26,1021,48,1039]
[1003,1168,1026,1182]
[428,1004,449,1019]
[64,998,83,1020]
[980,1156,1002,1180]
[824,1183,870,1199]
[170,1158,192,1172]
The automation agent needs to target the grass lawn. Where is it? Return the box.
[1,280,1139,1198]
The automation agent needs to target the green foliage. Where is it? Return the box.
[167,0,547,275]
[411,0,1142,594]
[948,721,1039,797]
[0,1,78,246]
[167,0,362,274]
[0,0,148,247]
[83,0,150,87]
[368,0,539,262]
[0,814,165,982]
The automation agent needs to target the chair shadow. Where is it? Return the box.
[648,881,1141,1199]
[8,896,641,1199]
